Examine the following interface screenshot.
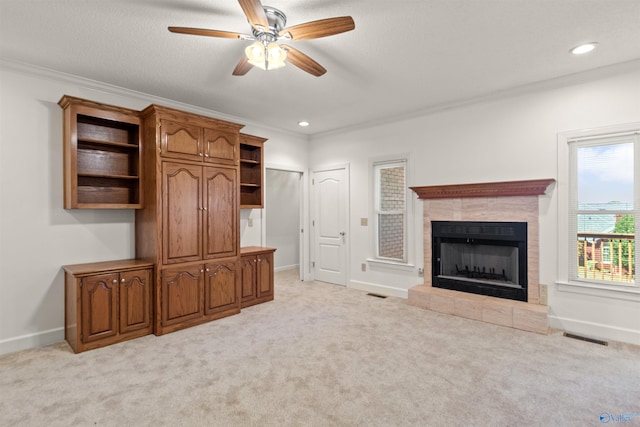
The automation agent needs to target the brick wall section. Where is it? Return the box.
[379,166,405,260]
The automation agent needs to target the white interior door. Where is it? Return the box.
[313,166,348,285]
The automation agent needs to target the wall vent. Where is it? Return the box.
[366,293,387,299]
[563,332,608,346]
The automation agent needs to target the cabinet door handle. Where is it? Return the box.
[121,278,125,282]
[112,279,118,284]
[203,207,208,211]
[199,153,203,157]
[200,269,204,273]
[206,268,210,272]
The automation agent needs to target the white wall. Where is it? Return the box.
[0,62,308,355]
[309,61,640,345]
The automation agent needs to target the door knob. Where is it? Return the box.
[339,231,346,236]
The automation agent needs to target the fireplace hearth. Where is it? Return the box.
[432,221,528,302]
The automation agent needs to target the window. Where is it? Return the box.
[559,124,640,294]
[373,160,407,262]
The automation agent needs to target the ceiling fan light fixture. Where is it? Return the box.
[267,42,287,67]
[169,1,355,77]
[245,41,265,66]
[245,41,287,70]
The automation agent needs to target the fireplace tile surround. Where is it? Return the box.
[408,179,555,334]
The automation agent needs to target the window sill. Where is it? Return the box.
[556,280,640,302]
[366,258,415,272]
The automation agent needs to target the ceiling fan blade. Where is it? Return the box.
[281,45,326,77]
[279,16,355,40]
[232,55,253,76]
[237,0,269,30]
[168,27,249,39]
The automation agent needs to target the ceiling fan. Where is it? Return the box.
[168,0,355,77]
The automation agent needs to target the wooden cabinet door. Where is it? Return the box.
[240,255,257,303]
[203,166,237,259]
[162,162,203,264]
[160,119,203,161]
[81,273,118,343]
[204,261,239,315]
[204,128,238,165]
[119,268,152,334]
[257,252,274,299]
[161,266,204,326]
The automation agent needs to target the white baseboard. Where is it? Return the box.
[548,315,640,346]
[0,328,65,356]
[349,280,409,299]
[274,264,299,273]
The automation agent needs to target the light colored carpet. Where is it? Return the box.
[1,269,639,426]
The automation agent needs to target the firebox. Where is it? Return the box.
[432,221,527,302]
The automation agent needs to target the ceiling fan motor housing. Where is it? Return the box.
[251,7,286,42]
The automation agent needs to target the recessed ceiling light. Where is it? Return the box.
[298,121,310,127]
[570,42,597,55]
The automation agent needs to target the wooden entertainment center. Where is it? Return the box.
[60,96,275,353]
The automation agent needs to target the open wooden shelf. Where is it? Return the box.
[59,96,142,209]
[239,133,267,208]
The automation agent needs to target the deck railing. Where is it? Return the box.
[577,232,635,283]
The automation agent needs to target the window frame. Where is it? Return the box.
[557,123,640,301]
[373,160,408,262]
[368,155,414,268]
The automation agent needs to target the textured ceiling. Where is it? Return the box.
[1,0,640,135]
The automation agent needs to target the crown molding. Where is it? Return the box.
[0,57,308,140]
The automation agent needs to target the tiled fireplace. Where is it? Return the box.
[408,179,554,334]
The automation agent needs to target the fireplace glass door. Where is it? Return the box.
[439,242,520,288]
[432,221,527,301]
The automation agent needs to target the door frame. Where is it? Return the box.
[310,163,350,284]
[264,164,308,281]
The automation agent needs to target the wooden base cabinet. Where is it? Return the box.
[240,247,276,308]
[158,260,241,333]
[63,260,153,353]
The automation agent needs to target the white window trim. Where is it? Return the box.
[368,154,414,269]
[557,122,640,301]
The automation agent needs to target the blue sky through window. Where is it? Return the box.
[577,142,633,206]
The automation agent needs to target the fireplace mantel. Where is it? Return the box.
[410,179,555,200]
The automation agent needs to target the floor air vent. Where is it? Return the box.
[367,293,387,299]
[563,332,608,346]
